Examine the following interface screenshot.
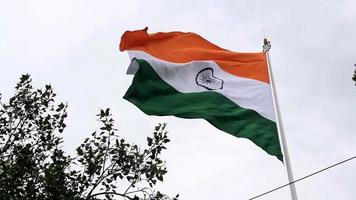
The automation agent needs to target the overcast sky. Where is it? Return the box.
[1,0,356,199]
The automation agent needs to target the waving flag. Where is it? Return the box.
[120,28,283,161]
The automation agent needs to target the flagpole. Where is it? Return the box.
[263,38,298,200]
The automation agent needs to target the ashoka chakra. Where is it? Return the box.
[195,68,224,90]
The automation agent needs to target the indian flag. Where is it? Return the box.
[120,28,283,161]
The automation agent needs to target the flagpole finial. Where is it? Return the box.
[263,38,271,52]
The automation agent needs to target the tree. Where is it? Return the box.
[0,74,178,200]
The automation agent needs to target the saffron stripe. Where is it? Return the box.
[120,28,270,83]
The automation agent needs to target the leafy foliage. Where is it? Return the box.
[0,74,178,200]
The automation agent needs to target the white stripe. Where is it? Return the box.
[126,50,276,122]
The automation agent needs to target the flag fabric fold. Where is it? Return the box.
[120,28,283,161]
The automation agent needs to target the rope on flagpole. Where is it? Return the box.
[249,155,356,199]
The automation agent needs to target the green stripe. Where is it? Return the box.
[124,59,283,161]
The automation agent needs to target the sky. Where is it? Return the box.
[1,0,356,199]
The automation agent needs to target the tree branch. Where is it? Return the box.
[85,161,116,199]
[89,191,134,200]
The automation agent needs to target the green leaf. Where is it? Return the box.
[76,147,83,156]
[155,125,160,131]
[45,84,51,90]
[147,137,153,146]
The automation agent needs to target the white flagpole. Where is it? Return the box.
[263,38,298,200]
